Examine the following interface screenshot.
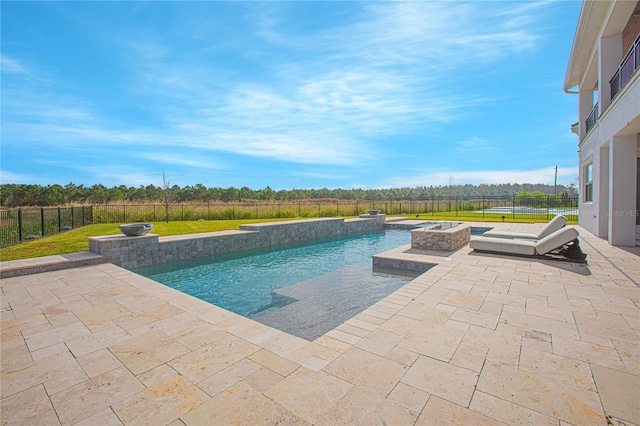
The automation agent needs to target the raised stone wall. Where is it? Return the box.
[89,216,386,269]
[411,224,471,252]
[0,252,104,279]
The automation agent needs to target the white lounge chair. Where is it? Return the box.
[481,215,568,240]
[469,227,586,262]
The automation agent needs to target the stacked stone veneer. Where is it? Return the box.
[89,216,386,269]
[411,224,471,252]
[371,257,435,274]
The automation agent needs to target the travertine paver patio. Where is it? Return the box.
[1,223,639,425]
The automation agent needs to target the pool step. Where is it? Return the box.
[252,264,409,341]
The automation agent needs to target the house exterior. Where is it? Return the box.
[564,0,640,246]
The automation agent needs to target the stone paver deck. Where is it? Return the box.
[1,223,639,425]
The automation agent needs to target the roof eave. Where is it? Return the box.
[563,1,609,92]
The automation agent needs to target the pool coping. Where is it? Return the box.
[0,251,105,279]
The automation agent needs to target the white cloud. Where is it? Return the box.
[0,170,38,184]
[0,55,29,75]
[293,170,351,181]
[137,153,226,170]
[498,1,555,17]
[383,166,578,187]
[71,165,162,188]
[456,137,492,153]
[85,0,547,168]
[275,1,540,70]
[199,131,369,165]
[1,1,565,187]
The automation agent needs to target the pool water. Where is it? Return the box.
[133,229,414,340]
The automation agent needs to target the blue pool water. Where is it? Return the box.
[133,229,414,340]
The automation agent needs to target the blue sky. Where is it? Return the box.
[1,1,582,190]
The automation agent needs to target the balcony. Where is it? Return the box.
[586,102,599,133]
[610,34,640,100]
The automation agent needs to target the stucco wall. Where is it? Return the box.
[578,73,640,245]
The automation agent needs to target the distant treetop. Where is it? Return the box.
[0,182,576,208]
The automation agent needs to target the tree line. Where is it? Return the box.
[0,182,576,208]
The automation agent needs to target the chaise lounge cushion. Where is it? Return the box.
[535,227,579,255]
[469,236,536,256]
[482,215,568,240]
[469,227,580,257]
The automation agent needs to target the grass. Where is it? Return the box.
[0,213,576,262]
[0,218,301,262]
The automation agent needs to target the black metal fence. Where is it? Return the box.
[1,206,93,249]
[0,195,578,249]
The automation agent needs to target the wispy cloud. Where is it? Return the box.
[137,152,227,170]
[1,55,30,75]
[293,170,352,181]
[280,2,540,69]
[69,164,163,188]
[1,1,571,187]
[5,1,544,154]
[0,169,39,184]
[456,137,492,153]
[194,131,368,165]
[383,166,578,187]
[89,0,547,167]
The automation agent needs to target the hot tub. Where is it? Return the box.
[411,222,471,251]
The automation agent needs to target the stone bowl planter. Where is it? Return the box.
[367,210,381,215]
[119,223,153,237]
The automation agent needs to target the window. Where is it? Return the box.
[584,163,593,202]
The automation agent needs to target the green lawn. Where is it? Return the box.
[0,218,300,262]
[0,214,575,262]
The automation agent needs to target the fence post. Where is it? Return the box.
[18,208,23,242]
[71,207,75,229]
[482,196,485,218]
[58,207,62,232]
[41,208,45,237]
[512,196,516,219]
[547,195,550,220]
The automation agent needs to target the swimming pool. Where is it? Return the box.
[133,229,415,340]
